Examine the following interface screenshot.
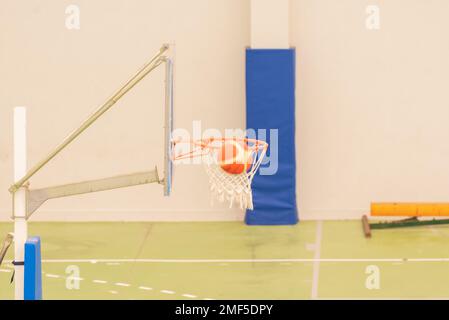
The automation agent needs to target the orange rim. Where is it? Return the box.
[172,137,268,161]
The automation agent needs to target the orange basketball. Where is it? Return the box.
[218,140,253,174]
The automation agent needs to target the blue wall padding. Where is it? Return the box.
[245,48,298,225]
[24,237,42,300]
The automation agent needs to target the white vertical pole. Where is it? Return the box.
[13,106,28,300]
[164,58,174,197]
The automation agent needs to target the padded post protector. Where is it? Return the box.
[245,48,298,225]
[24,236,42,300]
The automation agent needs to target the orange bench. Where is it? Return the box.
[371,203,449,217]
[362,203,449,237]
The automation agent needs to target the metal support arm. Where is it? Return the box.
[9,44,170,194]
[25,168,161,219]
[0,233,14,266]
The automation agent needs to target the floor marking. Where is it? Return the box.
[5,257,449,263]
[311,221,323,300]
[15,264,211,300]
[204,298,215,300]
[0,269,11,273]
[93,280,107,284]
[318,297,449,300]
[138,286,153,291]
[161,290,175,295]
[70,277,84,281]
[115,282,131,287]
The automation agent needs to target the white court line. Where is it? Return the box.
[20,270,208,300]
[311,221,322,300]
[4,258,449,263]
[115,282,131,287]
[93,280,108,284]
[138,286,153,291]
[318,297,449,300]
[161,290,175,295]
[0,269,12,273]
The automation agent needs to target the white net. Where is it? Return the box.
[202,142,266,210]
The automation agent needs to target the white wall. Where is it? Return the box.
[251,0,289,48]
[0,0,250,221]
[292,0,449,219]
[2,1,449,221]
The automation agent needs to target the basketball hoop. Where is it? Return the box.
[172,137,268,210]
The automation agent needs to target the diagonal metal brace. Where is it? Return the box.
[0,233,14,266]
[8,44,170,195]
[25,168,161,219]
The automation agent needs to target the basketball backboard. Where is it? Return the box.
[163,57,174,196]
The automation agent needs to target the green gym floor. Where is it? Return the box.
[1,220,449,300]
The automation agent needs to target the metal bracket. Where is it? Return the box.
[24,167,161,219]
[0,233,14,266]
